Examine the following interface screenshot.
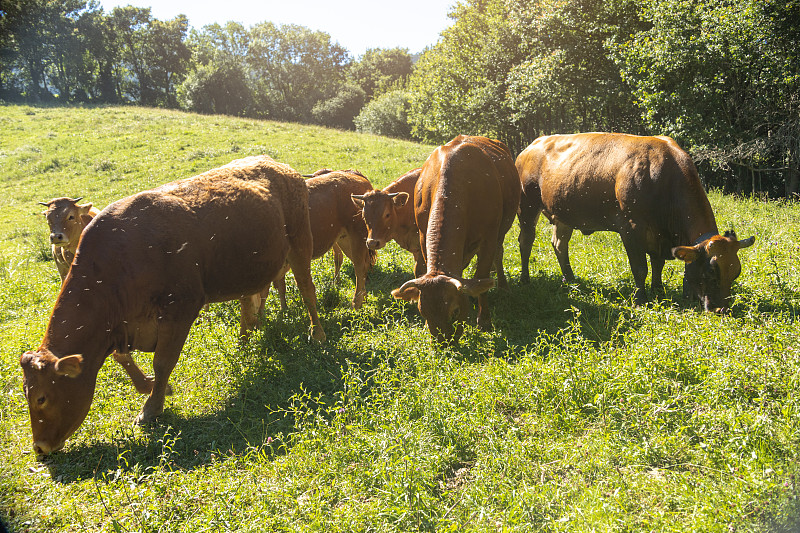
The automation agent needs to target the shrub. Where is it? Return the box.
[177,61,252,116]
[311,83,366,130]
[354,90,412,139]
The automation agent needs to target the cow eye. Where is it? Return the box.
[384,212,390,219]
[67,215,75,221]
[37,396,46,406]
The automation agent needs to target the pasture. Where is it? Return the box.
[1,104,799,532]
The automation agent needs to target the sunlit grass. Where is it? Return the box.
[1,103,799,532]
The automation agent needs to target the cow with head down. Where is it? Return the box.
[20,156,326,455]
[516,132,754,312]
[39,196,172,403]
[391,135,521,344]
[39,197,99,281]
[351,168,425,277]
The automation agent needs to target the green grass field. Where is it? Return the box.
[1,104,799,532]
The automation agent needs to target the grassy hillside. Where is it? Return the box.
[1,104,799,532]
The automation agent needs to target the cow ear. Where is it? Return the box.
[54,355,83,378]
[672,246,700,263]
[351,194,365,209]
[392,192,409,207]
[738,236,755,249]
[80,214,93,225]
[458,277,495,296]
[78,202,93,213]
[392,279,421,302]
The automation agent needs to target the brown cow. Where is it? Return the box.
[39,196,169,399]
[244,169,376,323]
[20,156,326,455]
[516,132,754,311]
[351,168,425,277]
[39,197,99,281]
[391,135,521,343]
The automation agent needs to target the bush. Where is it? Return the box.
[177,62,252,116]
[354,90,412,139]
[311,84,366,130]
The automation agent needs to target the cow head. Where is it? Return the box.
[20,349,96,455]
[39,197,94,248]
[672,231,755,313]
[352,190,409,251]
[392,274,494,344]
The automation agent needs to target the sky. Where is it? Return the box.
[97,0,457,57]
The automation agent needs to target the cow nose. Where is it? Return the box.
[33,440,62,455]
[50,233,66,244]
[33,441,49,455]
[366,239,382,251]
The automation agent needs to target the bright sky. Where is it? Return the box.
[97,0,457,57]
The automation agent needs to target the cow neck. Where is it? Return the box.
[680,198,718,245]
[41,276,115,370]
[424,185,466,277]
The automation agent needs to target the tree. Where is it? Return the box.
[611,0,800,195]
[248,22,350,122]
[349,47,412,99]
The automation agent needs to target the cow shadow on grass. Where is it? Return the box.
[42,314,366,484]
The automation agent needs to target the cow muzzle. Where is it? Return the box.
[33,439,64,456]
[366,238,385,251]
[50,233,67,245]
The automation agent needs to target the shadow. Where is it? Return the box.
[42,323,369,484]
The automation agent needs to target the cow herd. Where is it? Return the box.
[20,133,754,455]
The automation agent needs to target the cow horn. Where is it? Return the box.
[449,278,463,291]
[351,194,366,200]
[301,174,314,178]
[398,279,421,292]
[387,192,400,198]
[70,197,84,203]
[38,201,49,207]
[738,236,755,249]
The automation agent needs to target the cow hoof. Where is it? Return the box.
[309,325,326,343]
[134,409,162,426]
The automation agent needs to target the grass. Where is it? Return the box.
[1,103,799,532]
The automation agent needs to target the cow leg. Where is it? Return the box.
[620,233,649,305]
[287,249,326,342]
[112,351,172,395]
[274,276,288,311]
[551,222,575,281]
[473,244,498,332]
[494,236,509,291]
[518,205,540,284]
[650,254,666,296]
[413,250,426,277]
[338,235,368,309]
[332,243,344,284]
[239,292,262,337]
[135,318,194,425]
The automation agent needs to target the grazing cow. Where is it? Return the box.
[516,132,754,311]
[39,197,99,281]
[246,168,376,321]
[351,168,425,276]
[20,156,326,455]
[392,135,521,343]
[39,196,167,399]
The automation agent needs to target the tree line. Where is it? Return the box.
[2,0,798,196]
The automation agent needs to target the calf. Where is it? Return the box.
[392,136,520,343]
[244,169,376,326]
[351,168,425,276]
[39,197,99,281]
